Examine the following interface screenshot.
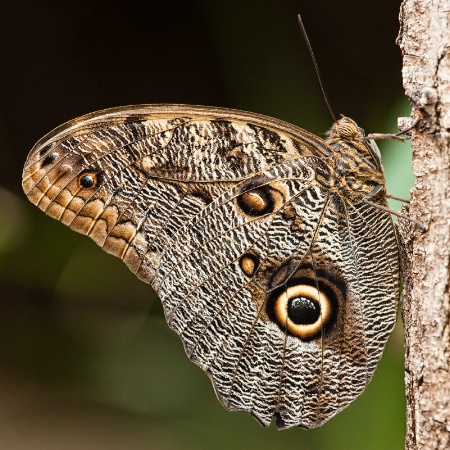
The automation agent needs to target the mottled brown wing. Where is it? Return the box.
[22,104,399,429]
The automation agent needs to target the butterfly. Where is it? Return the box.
[22,104,400,429]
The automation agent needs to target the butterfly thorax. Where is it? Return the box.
[323,116,386,201]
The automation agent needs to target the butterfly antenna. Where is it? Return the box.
[297,14,337,122]
[385,193,410,204]
[362,199,427,230]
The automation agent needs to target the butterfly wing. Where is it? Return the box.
[22,104,399,428]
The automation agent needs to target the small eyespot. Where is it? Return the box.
[78,173,97,189]
[239,253,260,278]
[41,152,59,167]
[236,186,275,217]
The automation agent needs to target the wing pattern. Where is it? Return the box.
[22,105,400,428]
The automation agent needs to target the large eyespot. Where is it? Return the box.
[265,265,344,341]
[271,284,333,340]
[78,172,98,189]
[239,252,260,278]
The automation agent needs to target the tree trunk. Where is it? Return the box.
[397,1,450,448]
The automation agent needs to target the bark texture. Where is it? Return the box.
[397,1,450,449]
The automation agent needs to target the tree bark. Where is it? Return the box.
[397,1,450,449]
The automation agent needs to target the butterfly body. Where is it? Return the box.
[22,105,400,428]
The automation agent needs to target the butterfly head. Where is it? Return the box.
[326,116,368,144]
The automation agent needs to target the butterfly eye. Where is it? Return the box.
[335,117,363,140]
[78,173,98,189]
[271,284,335,341]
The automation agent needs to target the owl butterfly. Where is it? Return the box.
[22,104,400,429]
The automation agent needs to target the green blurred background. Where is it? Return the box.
[0,1,413,449]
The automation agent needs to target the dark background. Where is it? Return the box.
[1,1,412,448]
